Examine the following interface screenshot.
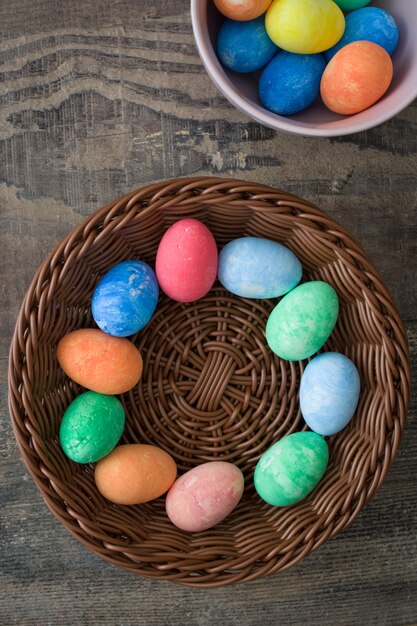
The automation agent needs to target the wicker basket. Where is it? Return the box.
[8,177,410,587]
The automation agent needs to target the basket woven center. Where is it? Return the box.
[187,347,239,411]
[123,287,303,473]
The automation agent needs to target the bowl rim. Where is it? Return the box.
[190,0,417,137]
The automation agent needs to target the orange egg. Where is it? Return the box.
[320,41,393,116]
[214,0,272,21]
[95,444,177,505]
[57,328,143,395]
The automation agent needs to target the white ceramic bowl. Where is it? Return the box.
[191,0,417,137]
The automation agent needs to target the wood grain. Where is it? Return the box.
[1,1,416,624]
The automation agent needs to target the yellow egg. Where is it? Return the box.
[265,0,345,54]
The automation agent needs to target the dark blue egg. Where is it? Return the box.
[216,16,278,74]
[258,51,326,116]
[92,261,159,337]
[324,7,399,62]
[300,353,361,436]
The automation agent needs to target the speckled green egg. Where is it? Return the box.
[254,432,329,506]
[266,281,339,361]
[59,391,125,463]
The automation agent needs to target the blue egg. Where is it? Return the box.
[300,353,361,436]
[218,237,302,299]
[216,17,278,73]
[259,52,326,116]
[92,261,159,337]
[324,7,399,62]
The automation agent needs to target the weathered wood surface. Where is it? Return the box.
[0,1,416,624]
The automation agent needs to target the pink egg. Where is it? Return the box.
[155,218,218,302]
[214,0,272,21]
[166,461,244,532]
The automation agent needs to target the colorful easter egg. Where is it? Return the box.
[265,0,345,54]
[166,462,244,532]
[214,0,272,21]
[266,281,339,361]
[217,17,278,73]
[324,7,399,61]
[259,51,326,115]
[95,444,177,505]
[254,432,329,506]
[321,41,393,115]
[333,0,371,10]
[218,236,302,297]
[59,391,125,463]
[57,328,143,395]
[156,219,218,302]
[92,261,159,337]
[300,352,361,436]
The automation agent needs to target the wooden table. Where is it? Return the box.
[1,2,416,624]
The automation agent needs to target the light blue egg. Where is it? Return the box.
[218,237,302,299]
[259,51,326,116]
[300,352,360,436]
[92,260,159,337]
[217,16,278,74]
[324,7,399,62]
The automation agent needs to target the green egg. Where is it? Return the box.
[266,281,339,361]
[333,0,371,11]
[59,391,125,464]
[254,432,329,506]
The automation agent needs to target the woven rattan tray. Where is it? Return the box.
[8,177,410,587]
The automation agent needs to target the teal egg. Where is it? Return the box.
[254,432,329,506]
[59,391,125,463]
[333,0,371,10]
[266,281,339,361]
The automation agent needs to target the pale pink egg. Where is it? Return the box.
[165,461,244,532]
[214,0,272,21]
[155,218,218,302]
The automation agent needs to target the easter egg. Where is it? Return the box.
[321,41,393,115]
[324,7,399,61]
[333,0,371,10]
[92,261,159,337]
[259,52,326,116]
[59,391,125,463]
[254,432,329,506]
[57,328,143,395]
[156,218,218,302]
[216,17,278,73]
[300,352,360,436]
[218,237,302,298]
[266,281,339,361]
[95,444,177,505]
[165,462,244,532]
[214,0,272,21]
[265,0,345,54]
